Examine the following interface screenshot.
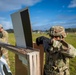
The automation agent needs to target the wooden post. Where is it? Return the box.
[15,50,40,75]
[33,43,44,75]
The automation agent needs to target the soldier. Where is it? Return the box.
[0,24,10,68]
[36,25,76,75]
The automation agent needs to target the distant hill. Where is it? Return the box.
[6,29,14,33]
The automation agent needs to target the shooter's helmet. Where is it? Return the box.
[49,25,66,38]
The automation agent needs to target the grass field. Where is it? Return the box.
[8,32,76,75]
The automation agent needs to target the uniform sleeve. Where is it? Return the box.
[0,38,5,43]
[0,31,8,43]
[67,44,76,57]
[60,44,76,58]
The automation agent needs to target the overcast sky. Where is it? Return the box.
[0,0,76,30]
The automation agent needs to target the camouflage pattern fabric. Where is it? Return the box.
[49,26,66,37]
[0,32,3,38]
[44,40,76,75]
[0,30,10,68]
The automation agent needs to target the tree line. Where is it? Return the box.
[6,28,76,33]
[65,28,76,32]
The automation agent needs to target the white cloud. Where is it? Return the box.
[0,17,13,29]
[0,17,6,20]
[68,0,76,8]
[0,0,42,11]
[1,21,13,29]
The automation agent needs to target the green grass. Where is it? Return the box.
[8,33,15,75]
[8,32,76,75]
[65,33,76,75]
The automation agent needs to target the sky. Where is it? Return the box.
[0,0,76,30]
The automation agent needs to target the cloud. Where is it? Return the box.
[0,17,13,29]
[1,21,13,29]
[0,17,6,20]
[0,0,42,11]
[57,14,76,21]
[68,0,76,8]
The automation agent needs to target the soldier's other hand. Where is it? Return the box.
[36,36,44,46]
[36,38,40,46]
[60,40,69,48]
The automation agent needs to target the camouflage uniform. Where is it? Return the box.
[0,24,10,68]
[44,26,76,75]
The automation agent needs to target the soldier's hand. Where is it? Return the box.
[60,40,68,48]
[59,40,69,51]
[36,36,45,46]
[36,36,44,46]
